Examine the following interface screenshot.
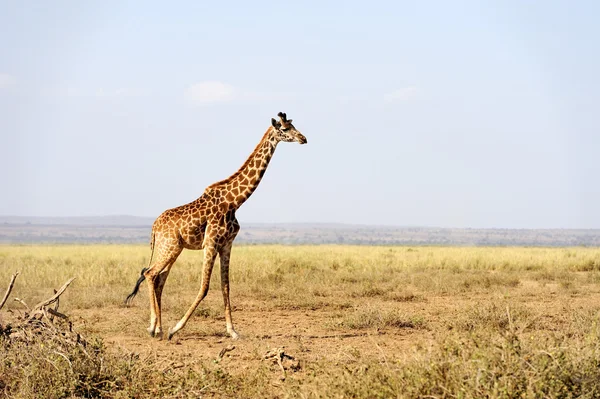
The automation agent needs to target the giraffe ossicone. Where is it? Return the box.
[125,112,307,340]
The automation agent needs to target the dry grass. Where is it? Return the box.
[1,245,600,398]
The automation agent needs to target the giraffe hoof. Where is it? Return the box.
[147,327,155,338]
[167,329,175,341]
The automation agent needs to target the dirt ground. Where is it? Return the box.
[71,287,600,383]
[75,301,422,371]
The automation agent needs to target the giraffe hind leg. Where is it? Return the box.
[145,247,182,339]
[155,268,172,311]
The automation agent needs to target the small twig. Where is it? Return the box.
[372,339,390,368]
[217,345,236,361]
[276,356,285,378]
[42,309,62,330]
[13,298,30,311]
[263,347,296,381]
[161,361,185,373]
[49,289,59,321]
[53,351,73,370]
[0,271,20,311]
[44,357,60,372]
[506,305,514,333]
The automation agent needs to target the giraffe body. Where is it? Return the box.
[126,112,306,340]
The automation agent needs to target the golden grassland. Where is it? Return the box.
[1,245,600,398]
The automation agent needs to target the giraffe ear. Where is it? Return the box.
[287,119,293,124]
[271,118,279,128]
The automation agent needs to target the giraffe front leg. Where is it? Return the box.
[168,244,218,340]
[219,243,239,340]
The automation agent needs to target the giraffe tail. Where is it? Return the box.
[124,267,148,305]
[124,232,156,306]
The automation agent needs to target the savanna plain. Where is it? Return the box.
[1,245,600,398]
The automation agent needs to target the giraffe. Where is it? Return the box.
[125,112,307,340]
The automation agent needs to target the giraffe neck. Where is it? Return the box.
[207,128,278,209]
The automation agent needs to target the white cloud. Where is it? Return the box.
[0,73,16,89]
[384,87,419,102]
[185,81,236,105]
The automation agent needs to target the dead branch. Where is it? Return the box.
[47,308,69,320]
[28,277,75,321]
[2,276,85,357]
[0,271,20,311]
[31,277,75,311]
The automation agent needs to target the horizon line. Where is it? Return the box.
[0,215,599,231]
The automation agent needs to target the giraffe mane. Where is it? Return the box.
[206,128,272,189]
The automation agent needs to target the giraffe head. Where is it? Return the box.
[270,112,307,144]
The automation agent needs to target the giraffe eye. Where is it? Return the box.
[281,127,289,132]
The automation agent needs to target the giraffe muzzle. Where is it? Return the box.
[297,134,307,144]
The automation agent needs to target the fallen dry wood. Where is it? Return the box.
[263,347,299,381]
[28,277,75,320]
[0,271,19,311]
[1,276,83,351]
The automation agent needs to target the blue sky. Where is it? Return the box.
[1,1,598,228]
